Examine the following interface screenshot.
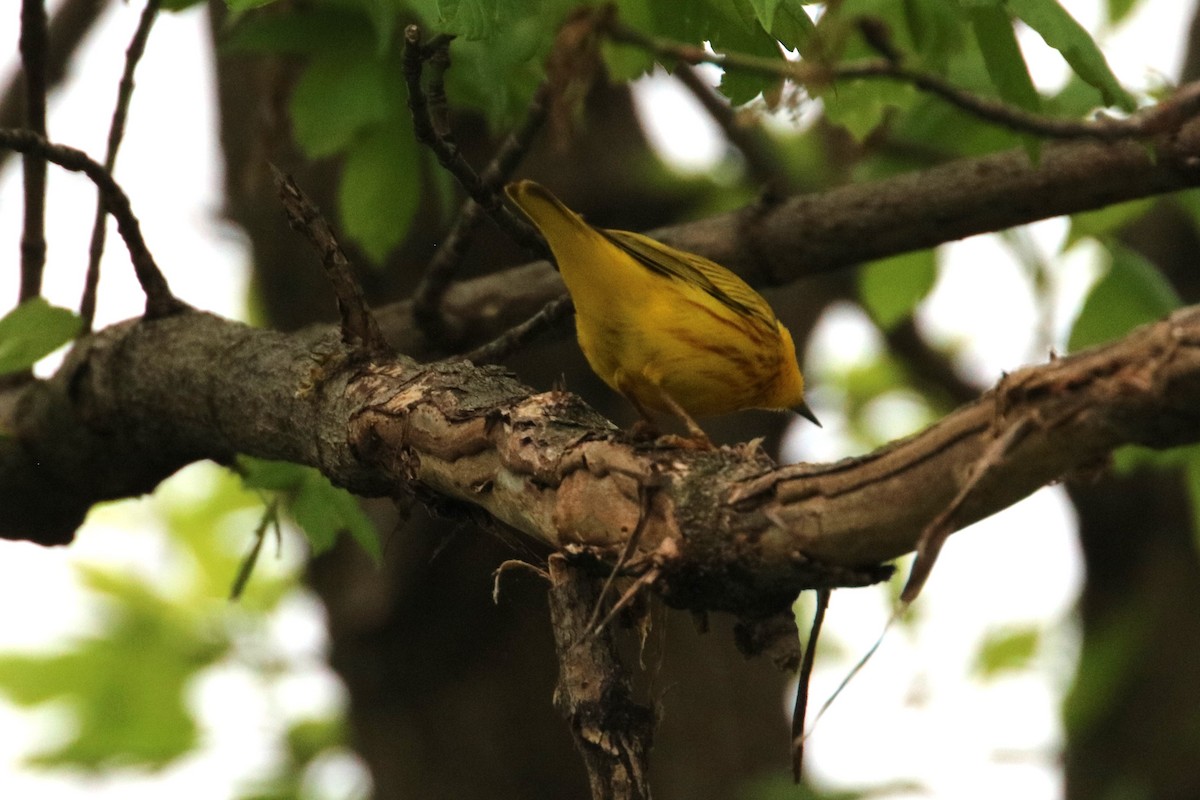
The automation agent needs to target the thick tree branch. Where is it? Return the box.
[5,304,1200,617]
[368,115,1200,363]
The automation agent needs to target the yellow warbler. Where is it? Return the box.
[505,180,819,442]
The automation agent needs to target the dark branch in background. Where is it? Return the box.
[81,0,160,333]
[0,129,184,318]
[413,79,553,344]
[0,0,106,170]
[674,64,787,186]
[791,588,829,782]
[19,0,49,303]
[604,19,1200,142]
[271,166,389,355]
[402,25,546,254]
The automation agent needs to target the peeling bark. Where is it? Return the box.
[6,304,1200,615]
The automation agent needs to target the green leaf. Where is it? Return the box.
[0,570,226,770]
[338,118,421,263]
[237,457,381,561]
[968,9,1040,158]
[1064,197,1155,249]
[162,0,209,10]
[972,626,1041,678]
[223,0,280,11]
[1006,0,1136,110]
[0,298,82,375]
[290,471,382,561]
[1068,245,1181,351]
[857,249,938,330]
[968,5,1040,158]
[291,52,399,158]
[223,7,376,55]
[748,0,817,52]
[1105,0,1140,26]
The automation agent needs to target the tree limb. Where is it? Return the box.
[5,303,1200,617]
[373,115,1200,361]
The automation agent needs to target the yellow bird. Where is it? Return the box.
[504,180,819,443]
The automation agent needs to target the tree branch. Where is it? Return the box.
[372,114,1200,361]
[6,303,1200,616]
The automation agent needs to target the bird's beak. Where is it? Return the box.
[794,401,822,428]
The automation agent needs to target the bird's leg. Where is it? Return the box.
[619,376,713,449]
[655,390,714,449]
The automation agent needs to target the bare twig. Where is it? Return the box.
[413,81,553,344]
[19,0,50,303]
[464,294,573,364]
[791,588,830,782]
[901,416,1036,602]
[605,19,1200,142]
[230,498,280,601]
[674,64,786,185]
[0,0,106,169]
[0,128,184,318]
[270,166,389,355]
[401,25,545,252]
[81,0,160,332]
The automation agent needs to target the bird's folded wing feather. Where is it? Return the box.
[600,228,778,331]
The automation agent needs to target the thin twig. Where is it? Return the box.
[674,63,785,185]
[0,0,106,170]
[230,499,280,601]
[81,0,160,333]
[585,482,653,635]
[19,0,50,303]
[791,588,830,782]
[425,35,454,141]
[464,294,573,364]
[605,19,1200,142]
[589,568,660,638]
[901,416,1035,602]
[0,128,184,318]
[401,25,545,252]
[413,81,553,344]
[270,165,389,355]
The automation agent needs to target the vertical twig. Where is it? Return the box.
[81,0,161,332]
[0,130,184,317]
[270,166,389,355]
[0,0,107,170]
[413,81,553,343]
[401,25,544,250]
[19,0,50,302]
[547,555,655,800]
[791,588,830,782]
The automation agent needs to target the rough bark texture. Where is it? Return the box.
[7,304,1200,606]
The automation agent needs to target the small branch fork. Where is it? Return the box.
[81,0,161,332]
[402,26,545,256]
[270,166,389,356]
[603,19,1200,142]
[0,128,184,318]
[402,26,562,357]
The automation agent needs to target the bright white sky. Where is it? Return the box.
[0,0,1195,797]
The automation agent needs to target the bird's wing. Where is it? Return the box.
[600,229,778,330]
